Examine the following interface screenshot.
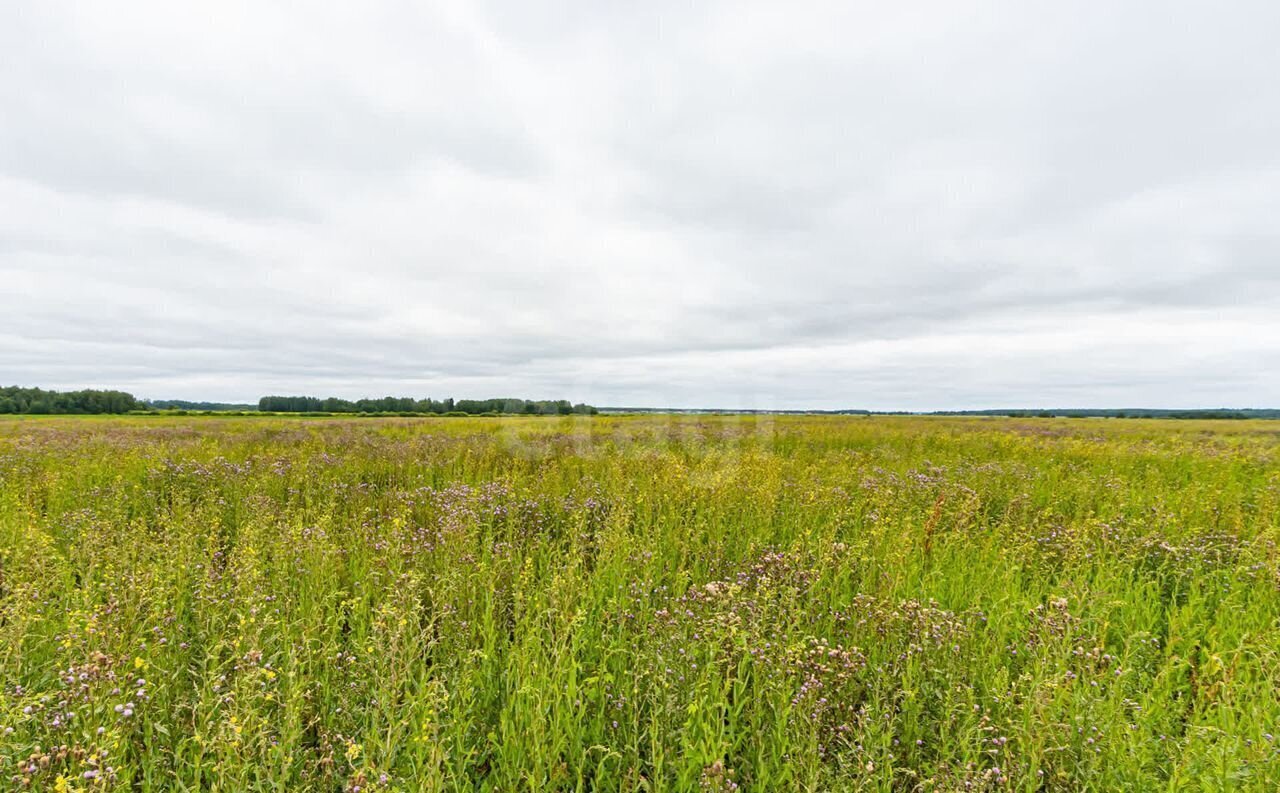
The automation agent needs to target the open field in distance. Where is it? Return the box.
[2,415,1278,790]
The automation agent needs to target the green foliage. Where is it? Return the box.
[0,385,140,414]
[145,400,257,412]
[936,407,1280,419]
[257,395,598,415]
[1,415,1278,790]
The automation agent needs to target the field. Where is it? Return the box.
[1,415,1278,791]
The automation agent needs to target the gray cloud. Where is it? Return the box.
[2,0,1278,409]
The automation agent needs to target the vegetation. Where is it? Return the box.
[144,401,257,413]
[0,386,139,415]
[1,415,1278,790]
[932,408,1280,420]
[258,395,598,415]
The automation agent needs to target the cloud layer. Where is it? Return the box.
[3,1,1279,409]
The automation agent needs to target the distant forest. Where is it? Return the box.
[2,385,1277,419]
[0,386,140,414]
[258,395,598,415]
[929,408,1280,420]
[147,399,257,412]
[0,387,597,416]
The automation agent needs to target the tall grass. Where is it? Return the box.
[1,415,1277,790]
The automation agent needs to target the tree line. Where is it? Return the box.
[147,399,257,412]
[257,395,598,415]
[930,408,1280,420]
[0,386,141,414]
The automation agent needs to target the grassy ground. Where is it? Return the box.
[1,415,1277,791]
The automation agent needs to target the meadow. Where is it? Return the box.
[1,414,1277,791]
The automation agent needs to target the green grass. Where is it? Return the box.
[1,414,1277,791]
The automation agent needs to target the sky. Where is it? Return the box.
[2,1,1279,410]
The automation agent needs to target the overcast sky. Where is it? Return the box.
[2,1,1279,409]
